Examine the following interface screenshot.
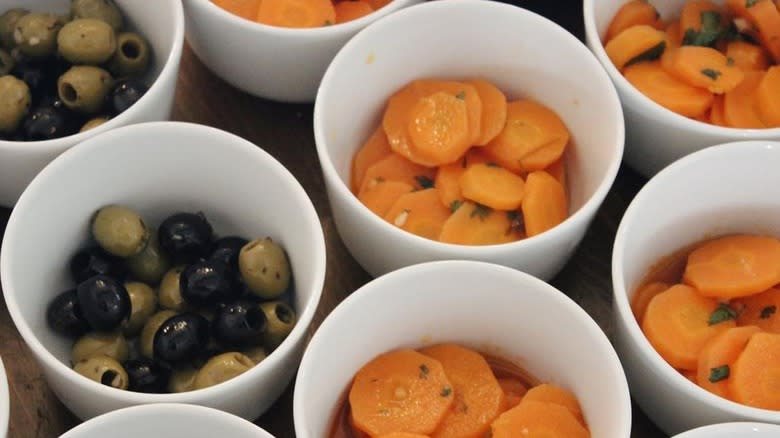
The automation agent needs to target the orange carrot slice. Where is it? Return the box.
[377,434,431,438]
[419,344,505,438]
[497,378,528,409]
[735,287,780,333]
[384,188,451,241]
[642,284,737,370]
[726,40,771,72]
[729,331,780,410]
[434,149,491,210]
[682,234,780,299]
[491,400,590,438]
[624,61,714,118]
[256,0,336,27]
[459,163,525,211]
[544,157,566,190]
[605,0,664,43]
[756,65,780,128]
[522,384,585,427]
[742,0,780,63]
[334,0,373,23]
[667,46,744,94]
[365,0,390,10]
[484,100,569,174]
[723,70,767,128]
[358,179,414,217]
[696,325,762,399]
[213,0,262,20]
[351,127,393,193]
[679,0,728,47]
[631,281,671,322]
[413,79,483,149]
[439,201,522,245]
[361,153,436,192]
[406,91,472,166]
[709,94,727,126]
[605,25,668,71]
[520,171,568,238]
[467,79,507,146]
[666,19,684,48]
[349,349,454,436]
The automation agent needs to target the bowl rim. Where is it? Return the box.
[0,0,185,153]
[293,259,633,437]
[313,0,625,255]
[612,140,780,421]
[672,421,780,437]
[0,121,327,403]
[582,0,780,137]
[58,403,274,437]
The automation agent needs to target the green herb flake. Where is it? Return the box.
[746,0,758,7]
[455,91,466,100]
[486,162,500,167]
[441,386,452,397]
[419,364,429,379]
[761,305,777,319]
[727,56,735,66]
[450,200,463,213]
[324,20,333,25]
[415,175,435,189]
[682,11,725,47]
[701,68,722,80]
[625,41,666,67]
[709,365,730,383]
[378,408,390,415]
[507,211,524,234]
[470,204,492,221]
[709,303,738,325]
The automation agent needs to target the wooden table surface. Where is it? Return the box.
[0,1,669,437]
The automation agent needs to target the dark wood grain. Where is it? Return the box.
[0,2,667,437]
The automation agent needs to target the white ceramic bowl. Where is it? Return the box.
[612,140,780,435]
[0,0,184,207]
[181,0,422,103]
[0,357,8,438]
[60,403,275,438]
[673,422,780,438]
[294,260,632,438]
[583,0,780,177]
[314,0,624,280]
[0,122,327,421]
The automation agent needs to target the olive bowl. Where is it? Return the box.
[0,122,327,421]
[0,0,184,207]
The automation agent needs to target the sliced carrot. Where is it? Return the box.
[642,284,737,370]
[361,153,436,192]
[256,0,336,27]
[439,201,523,245]
[334,0,373,23]
[351,127,393,193]
[349,349,454,436]
[735,287,780,333]
[723,70,767,128]
[412,79,482,149]
[213,0,262,20]
[696,325,762,399]
[497,378,528,409]
[624,61,714,118]
[729,331,780,410]
[756,65,780,128]
[522,384,585,427]
[667,45,744,94]
[406,91,472,166]
[383,82,438,167]
[605,0,664,43]
[419,344,505,438]
[679,0,728,47]
[484,100,569,174]
[467,79,507,146]
[491,400,590,438]
[458,163,525,211]
[433,149,491,210]
[726,40,771,72]
[520,171,568,238]
[683,234,780,299]
[631,281,672,323]
[365,0,390,10]
[384,189,451,241]
[709,94,727,126]
[605,25,668,71]
[725,0,750,17]
[544,157,566,190]
[666,19,684,48]
[377,434,431,438]
[679,368,698,383]
[742,0,780,63]
[358,179,414,217]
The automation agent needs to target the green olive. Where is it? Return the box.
[58,18,116,65]
[140,309,176,358]
[158,265,188,311]
[239,238,291,299]
[0,49,14,76]
[73,354,128,389]
[0,75,31,133]
[123,281,158,337]
[91,205,148,257]
[58,65,113,114]
[192,352,254,390]
[108,32,151,78]
[125,230,170,285]
[71,331,128,364]
[79,116,109,133]
[13,13,62,58]
[70,0,123,30]
[0,8,28,49]
[168,365,199,393]
[259,301,296,351]
[242,346,267,365]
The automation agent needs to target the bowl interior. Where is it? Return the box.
[294,260,630,438]
[315,0,623,222]
[1,122,325,378]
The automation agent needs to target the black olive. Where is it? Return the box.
[158,212,213,262]
[180,260,240,306]
[108,78,148,115]
[208,236,248,269]
[46,289,89,337]
[69,246,127,284]
[124,358,171,393]
[153,312,210,364]
[11,55,69,105]
[76,275,131,332]
[212,301,267,348]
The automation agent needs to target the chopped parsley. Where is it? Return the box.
[682,11,725,47]
[746,0,758,7]
[441,386,452,397]
[419,364,429,379]
[470,204,492,221]
[624,41,666,67]
[450,200,463,213]
[709,303,737,325]
[455,91,466,100]
[701,68,722,80]
[709,365,730,383]
[761,305,777,319]
[507,211,524,234]
[415,175,435,189]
